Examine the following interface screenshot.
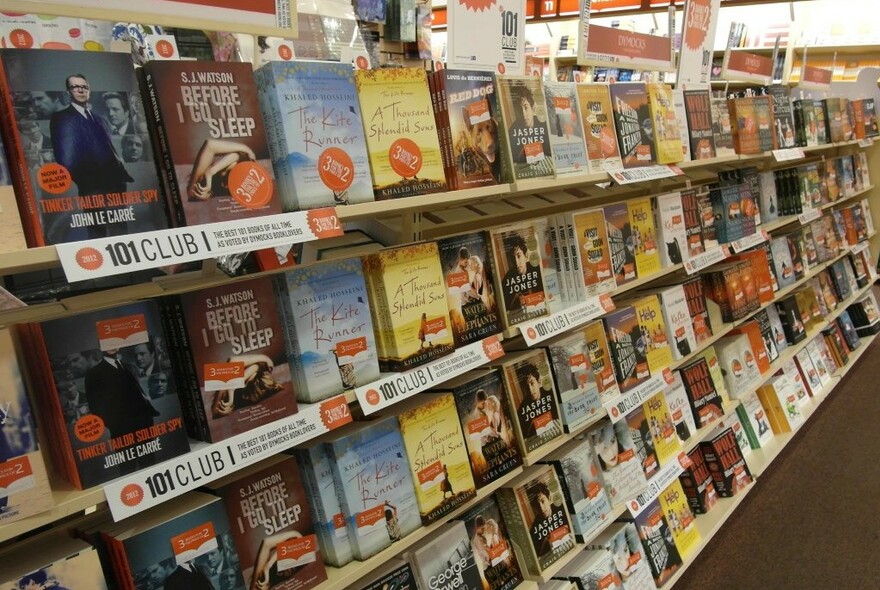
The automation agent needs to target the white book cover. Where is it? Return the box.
[448,0,525,74]
[805,339,834,388]
[544,81,590,175]
[535,218,565,312]
[553,214,574,306]
[591,420,649,508]
[655,191,688,267]
[672,89,692,162]
[547,218,570,305]
[717,412,752,459]
[794,348,822,396]
[739,390,774,447]
[715,335,763,399]
[779,359,811,410]
[665,372,698,444]
[659,285,698,361]
[766,371,806,430]
[860,198,875,235]
[565,213,589,302]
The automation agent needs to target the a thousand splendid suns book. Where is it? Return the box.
[255,60,374,210]
[163,277,297,443]
[398,393,477,524]
[459,497,524,590]
[354,67,447,199]
[543,81,589,175]
[490,223,549,328]
[141,60,283,226]
[24,300,190,489]
[274,257,380,403]
[496,76,556,180]
[362,242,455,372]
[206,456,327,590]
[609,83,655,168]
[576,83,623,174]
[0,49,170,246]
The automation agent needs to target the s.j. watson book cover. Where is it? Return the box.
[141,60,283,226]
[609,83,655,168]
[165,278,296,443]
[0,49,169,246]
[207,456,327,590]
[362,242,455,372]
[459,496,524,590]
[354,67,447,199]
[255,61,374,210]
[398,393,477,524]
[274,258,380,404]
[496,76,555,180]
[24,300,190,489]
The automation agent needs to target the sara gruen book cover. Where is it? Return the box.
[354,67,447,199]
[446,369,523,489]
[362,242,455,372]
[141,60,283,226]
[497,350,563,456]
[459,496,525,590]
[609,83,654,168]
[254,61,373,210]
[437,231,502,347]
[495,75,555,180]
[168,277,297,443]
[27,300,190,489]
[206,456,327,590]
[0,49,169,246]
[398,393,477,524]
[489,223,549,328]
[576,83,623,174]
[325,416,421,560]
[274,257,379,404]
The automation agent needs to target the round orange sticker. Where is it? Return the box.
[74,414,105,443]
[38,163,72,194]
[497,62,506,74]
[228,161,274,209]
[355,55,369,70]
[155,39,175,58]
[120,483,145,507]
[278,44,293,61]
[8,29,33,48]
[318,148,355,192]
[365,389,380,406]
[76,247,104,271]
[388,138,423,178]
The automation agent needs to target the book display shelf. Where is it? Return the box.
[0,2,879,590]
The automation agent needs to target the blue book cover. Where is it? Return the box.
[256,61,373,211]
[545,333,603,431]
[543,81,589,175]
[276,258,379,403]
[326,416,421,560]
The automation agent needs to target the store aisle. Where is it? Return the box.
[674,332,880,590]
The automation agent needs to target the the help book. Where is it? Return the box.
[163,277,297,442]
[274,258,380,403]
[24,300,190,489]
[141,60,283,226]
[459,497,524,590]
[0,49,169,245]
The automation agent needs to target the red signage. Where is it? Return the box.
[801,64,833,87]
[726,51,773,78]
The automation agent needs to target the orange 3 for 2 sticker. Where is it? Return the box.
[318,147,355,192]
[228,161,274,209]
[171,522,218,565]
[96,314,149,351]
[389,138,423,178]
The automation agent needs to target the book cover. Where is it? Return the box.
[647,83,683,164]
[572,208,616,297]
[438,70,506,189]
[657,479,700,560]
[326,417,421,560]
[174,277,297,442]
[289,14,331,60]
[630,498,682,587]
[275,258,379,404]
[576,83,623,174]
[357,560,417,590]
[490,224,549,328]
[496,466,576,574]
[665,372,697,444]
[770,236,797,289]
[408,521,485,590]
[604,202,637,286]
[0,538,108,590]
[354,68,447,199]
[625,406,659,480]
[715,335,763,400]
[208,457,327,590]
[681,276,713,345]
[609,83,655,168]
[593,522,655,590]
[679,446,718,515]
[658,285,698,361]
[754,95,775,152]
[582,320,622,405]
[362,242,455,372]
[555,549,623,590]
[255,61,373,211]
[354,0,386,23]
[546,436,613,540]
[729,97,760,155]
[680,187,705,259]
[399,394,477,524]
[438,231,502,347]
[537,218,565,312]
[459,497,524,590]
[496,76,555,180]
[0,49,169,246]
[683,88,716,160]
[767,84,796,148]
[709,96,736,157]
[604,306,650,393]
[627,197,661,278]
[590,420,649,507]
[0,328,52,525]
[543,81,589,174]
[498,350,563,456]
[28,300,190,489]
[642,391,680,468]
[631,294,672,375]
[699,427,753,497]
[142,60,282,226]
[546,333,603,431]
[655,191,686,267]
[449,370,522,488]
[672,88,691,162]
[678,357,723,429]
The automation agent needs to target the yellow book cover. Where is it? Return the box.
[696,346,731,405]
[362,242,454,372]
[657,479,701,559]
[643,391,681,467]
[648,83,684,164]
[572,208,616,296]
[354,68,447,199]
[582,320,620,404]
[398,393,477,524]
[627,197,661,278]
[632,294,673,374]
[576,83,623,174]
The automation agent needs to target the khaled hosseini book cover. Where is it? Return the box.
[24,300,189,489]
[274,257,380,404]
[496,76,555,180]
[205,456,327,590]
[398,393,477,524]
[354,67,447,200]
[141,60,283,226]
[0,48,169,246]
[609,83,655,168]
[165,277,297,443]
[362,242,455,372]
[459,496,524,590]
[255,60,374,210]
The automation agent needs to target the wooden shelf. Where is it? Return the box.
[0,486,106,545]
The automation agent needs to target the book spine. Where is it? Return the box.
[297,448,350,567]
[430,73,455,191]
[566,216,587,302]
[496,487,540,576]
[272,276,309,403]
[161,297,210,441]
[548,220,568,304]
[555,215,573,304]
[364,261,398,368]
[735,403,760,449]
[257,68,298,212]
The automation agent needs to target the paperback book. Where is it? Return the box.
[683,87,716,160]
[658,285,698,361]
[627,197,661,278]
[679,446,718,514]
[544,81,589,174]
[625,406,659,480]
[655,191,687,267]
[459,497,524,590]
[589,420,648,507]
[571,208,616,296]
[609,83,655,168]
[629,498,682,587]
[496,76,555,180]
[630,294,673,375]
[603,306,650,393]
[496,350,563,456]
[576,83,623,173]
[490,223,549,328]
[656,479,700,560]
[604,202,637,287]
[646,83,684,164]
[699,427,753,497]
[546,332,603,431]
[709,97,736,157]
[407,521,484,590]
[678,357,724,429]
[583,320,622,405]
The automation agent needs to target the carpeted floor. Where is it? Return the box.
[674,334,880,590]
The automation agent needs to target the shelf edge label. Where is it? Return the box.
[519,294,615,346]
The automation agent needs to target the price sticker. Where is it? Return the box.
[203,362,246,392]
[171,522,218,566]
[772,147,805,162]
[319,396,352,431]
[96,314,149,351]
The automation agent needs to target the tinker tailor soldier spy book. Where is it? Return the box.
[23,300,190,489]
[0,49,169,246]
